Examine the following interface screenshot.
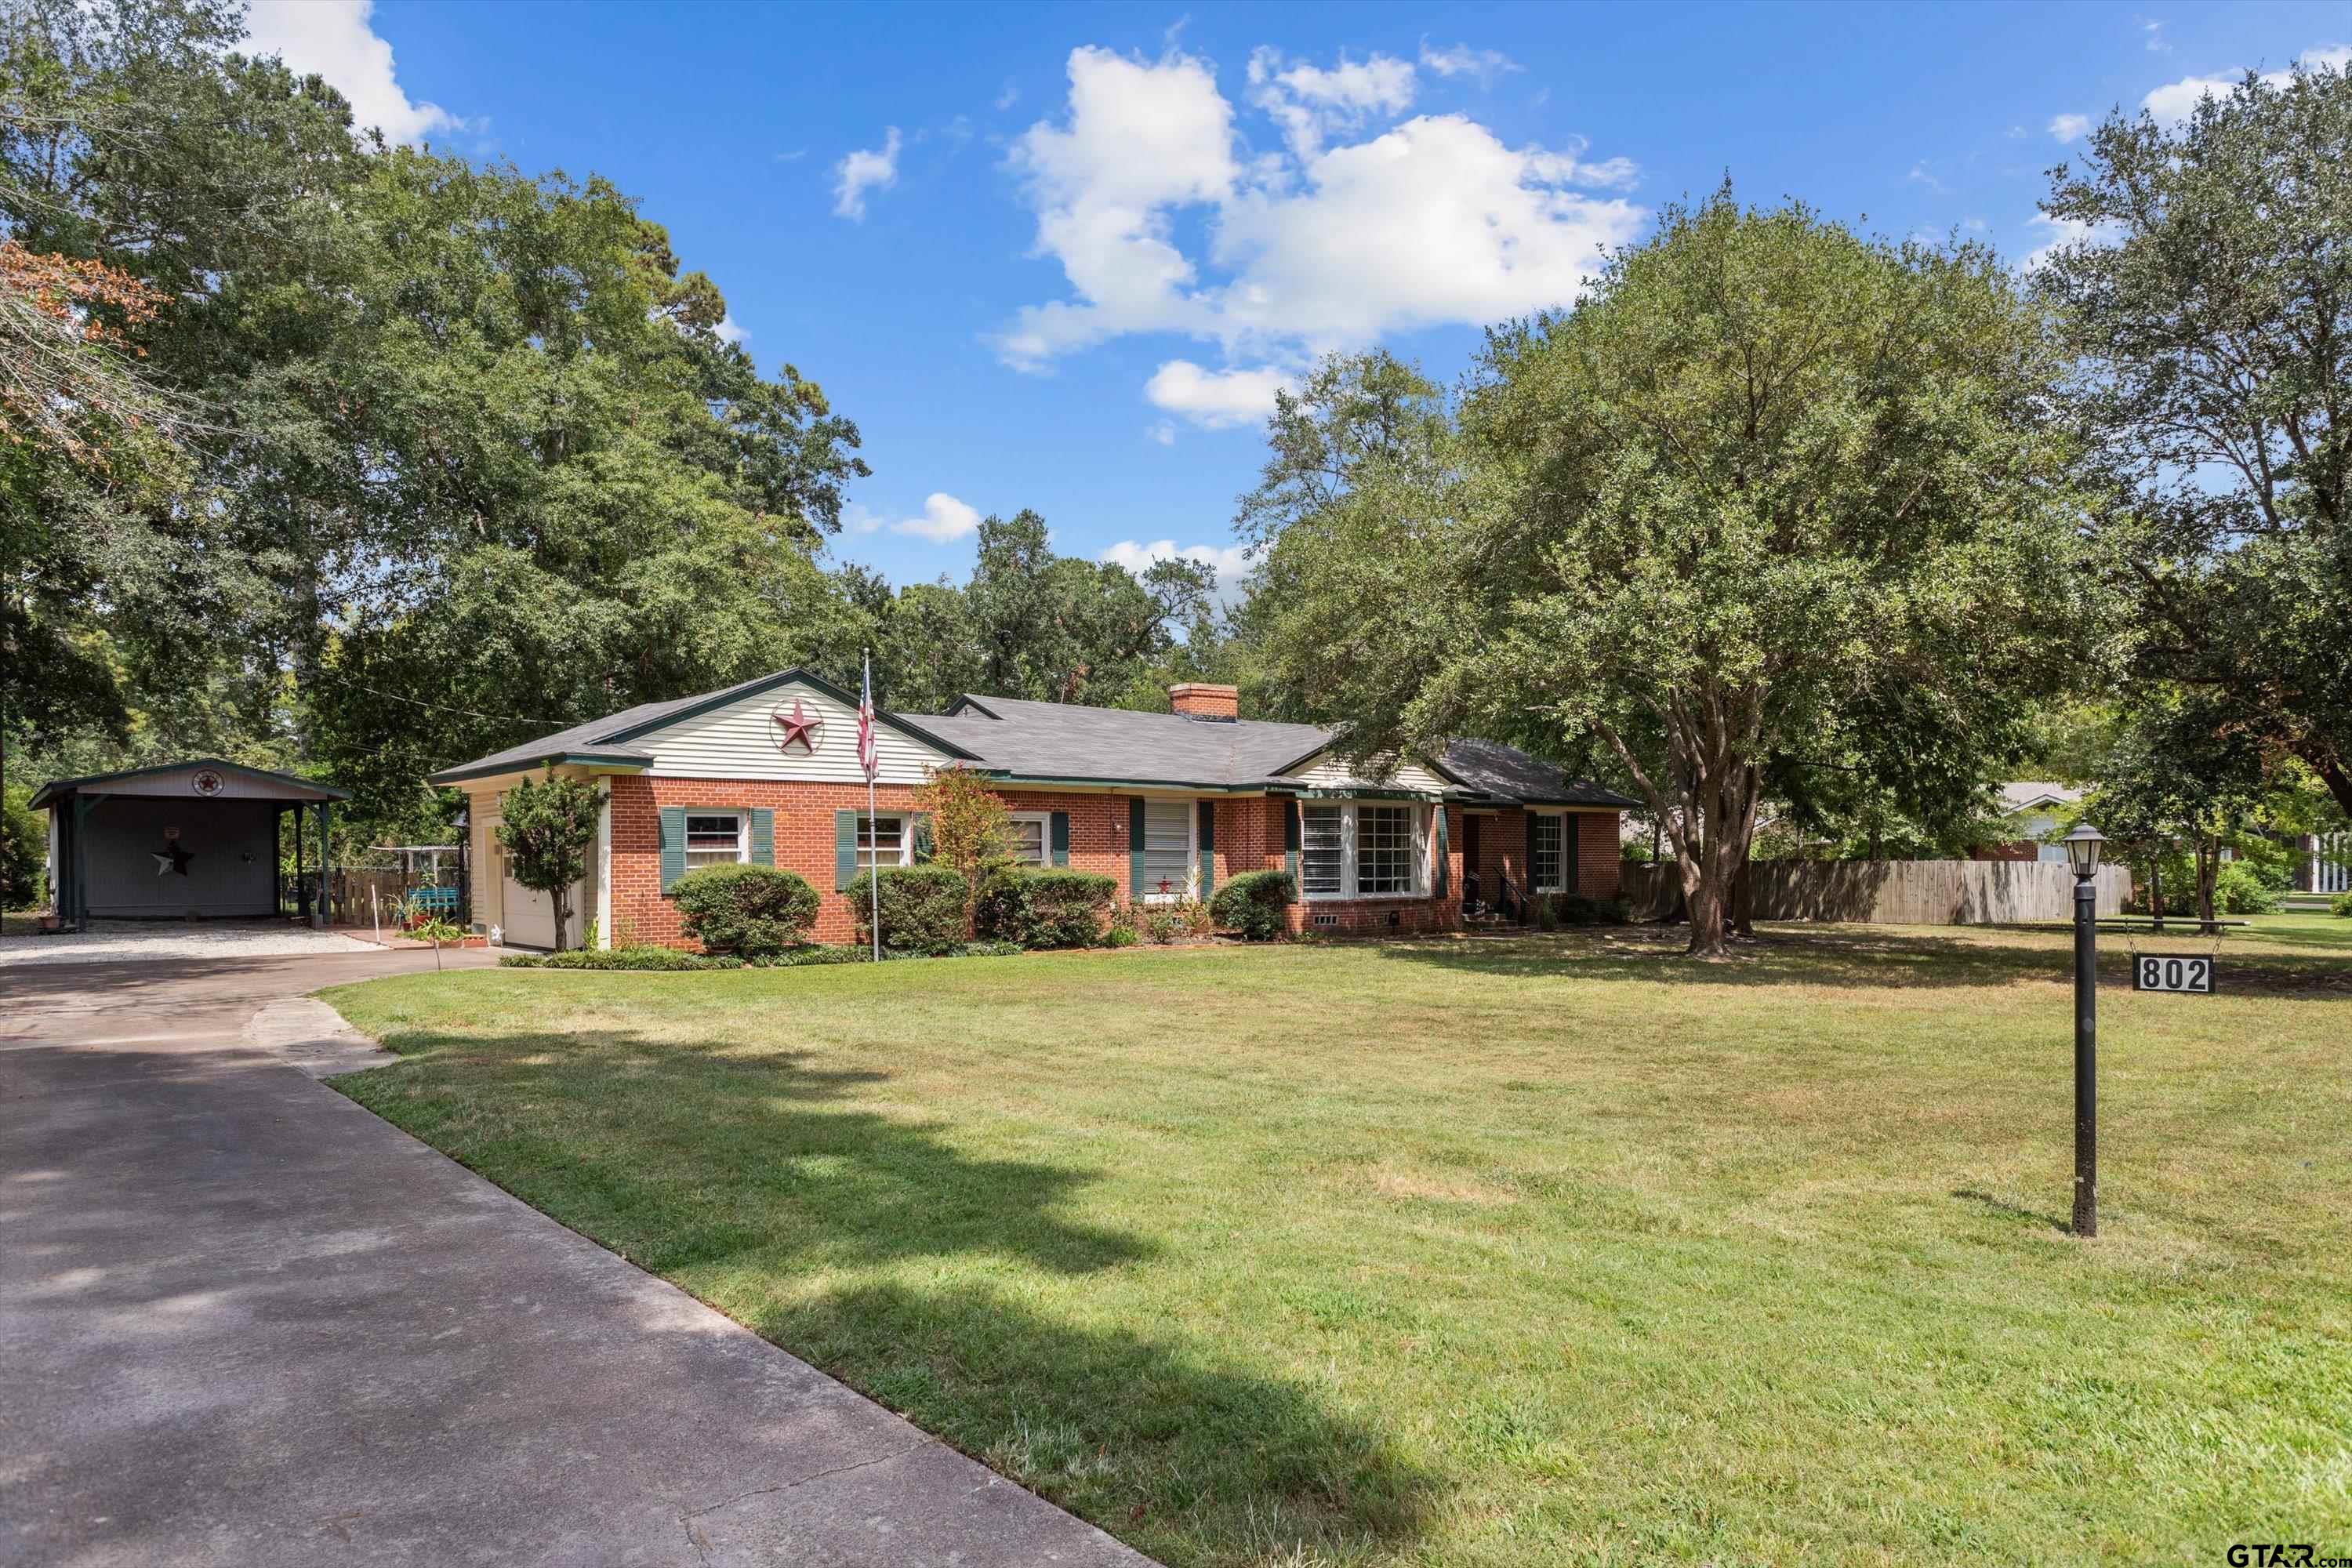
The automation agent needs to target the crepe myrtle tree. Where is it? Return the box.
[1247,192,2103,956]
[494,772,603,952]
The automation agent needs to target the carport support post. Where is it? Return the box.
[71,793,92,931]
[294,803,308,924]
[314,798,332,928]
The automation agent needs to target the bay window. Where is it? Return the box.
[1298,800,1433,899]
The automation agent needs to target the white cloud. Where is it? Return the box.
[713,314,746,346]
[2048,112,2091,143]
[2143,45,2352,122]
[1248,46,1417,158]
[1145,361,1290,427]
[833,127,902,220]
[2141,18,2170,53]
[1146,419,1177,445]
[1418,39,1522,84]
[242,0,457,143]
[843,503,884,535]
[1100,538,1256,596]
[889,492,982,543]
[996,79,1021,111]
[993,46,1642,376]
[1906,161,1948,194]
[2020,213,2125,272]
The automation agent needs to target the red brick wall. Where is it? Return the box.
[1577,811,1622,898]
[609,779,1599,949]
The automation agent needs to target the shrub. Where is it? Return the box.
[975,868,1116,949]
[2214,862,2280,915]
[1138,900,1206,944]
[501,946,741,971]
[2332,891,2352,918]
[672,863,821,956]
[1209,869,1294,940]
[848,865,970,955]
[1534,895,1560,932]
[1555,893,1629,927]
[742,945,869,967]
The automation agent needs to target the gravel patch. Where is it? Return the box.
[0,920,376,967]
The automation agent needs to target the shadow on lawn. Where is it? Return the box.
[1370,925,2352,995]
[345,1027,1441,1563]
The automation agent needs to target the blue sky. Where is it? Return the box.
[251,0,2350,593]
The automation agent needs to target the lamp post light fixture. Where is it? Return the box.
[2061,822,2106,1237]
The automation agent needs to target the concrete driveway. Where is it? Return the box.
[0,953,1148,1567]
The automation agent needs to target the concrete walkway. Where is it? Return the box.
[0,953,1148,1567]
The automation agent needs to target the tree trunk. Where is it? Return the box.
[551,884,570,953]
[2195,838,2220,934]
[1730,858,1755,937]
[2147,855,2165,932]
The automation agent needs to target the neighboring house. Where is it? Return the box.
[426,671,1634,950]
[1971,782,2082,864]
[2288,831,2350,895]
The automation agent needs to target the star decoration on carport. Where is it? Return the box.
[151,840,194,877]
[771,699,823,755]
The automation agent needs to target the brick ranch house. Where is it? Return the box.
[426,669,1634,951]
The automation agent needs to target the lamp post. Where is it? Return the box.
[2061,822,2106,1238]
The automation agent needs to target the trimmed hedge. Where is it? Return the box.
[975,868,1117,949]
[1210,869,1294,940]
[1555,892,1630,927]
[848,864,970,955]
[501,946,741,971]
[671,863,821,956]
[2333,891,2352,919]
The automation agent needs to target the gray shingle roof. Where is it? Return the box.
[428,668,1634,808]
[1439,738,1640,808]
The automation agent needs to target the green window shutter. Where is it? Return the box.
[1567,811,1581,894]
[1283,799,1301,886]
[659,807,687,893]
[1434,807,1450,898]
[834,811,857,890]
[910,813,934,864]
[1196,800,1215,900]
[750,808,775,866]
[1128,797,1146,898]
[1050,811,1070,867]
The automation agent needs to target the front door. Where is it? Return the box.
[1461,815,1483,906]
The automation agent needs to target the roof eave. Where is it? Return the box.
[426,750,654,786]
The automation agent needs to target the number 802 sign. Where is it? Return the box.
[2133,954,2215,993]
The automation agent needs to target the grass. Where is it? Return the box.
[324,921,2352,1566]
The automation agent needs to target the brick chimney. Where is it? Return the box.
[1167,682,1240,720]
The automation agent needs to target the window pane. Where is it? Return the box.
[1532,815,1563,891]
[1008,818,1047,866]
[686,813,741,868]
[1301,805,1342,895]
[856,815,902,869]
[1359,805,1411,895]
[1143,799,1191,897]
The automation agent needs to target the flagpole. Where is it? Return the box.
[864,649,881,964]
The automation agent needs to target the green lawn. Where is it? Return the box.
[325,924,2352,1567]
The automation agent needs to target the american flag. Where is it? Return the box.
[856,656,879,782]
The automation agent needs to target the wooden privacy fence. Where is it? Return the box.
[1623,859,2136,926]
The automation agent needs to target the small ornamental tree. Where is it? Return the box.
[493,773,603,952]
[915,764,1014,935]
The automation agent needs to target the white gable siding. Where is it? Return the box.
[1289,749,1448,795]
[637,680,949,783]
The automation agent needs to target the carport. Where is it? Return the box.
[31,760,350,931]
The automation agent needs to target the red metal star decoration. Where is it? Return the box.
[771,699,823,755]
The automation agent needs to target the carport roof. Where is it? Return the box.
[28,758,351,811]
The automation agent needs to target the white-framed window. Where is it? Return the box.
[1301,804,1345,895]
[1300,800,1433,900]
[685,811,748,869]
[1142,798,1194,902]
[1530,813,1565,893]
[1007,811,1051,868]
[1357,804,1414,895]
[855,815,908,870]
